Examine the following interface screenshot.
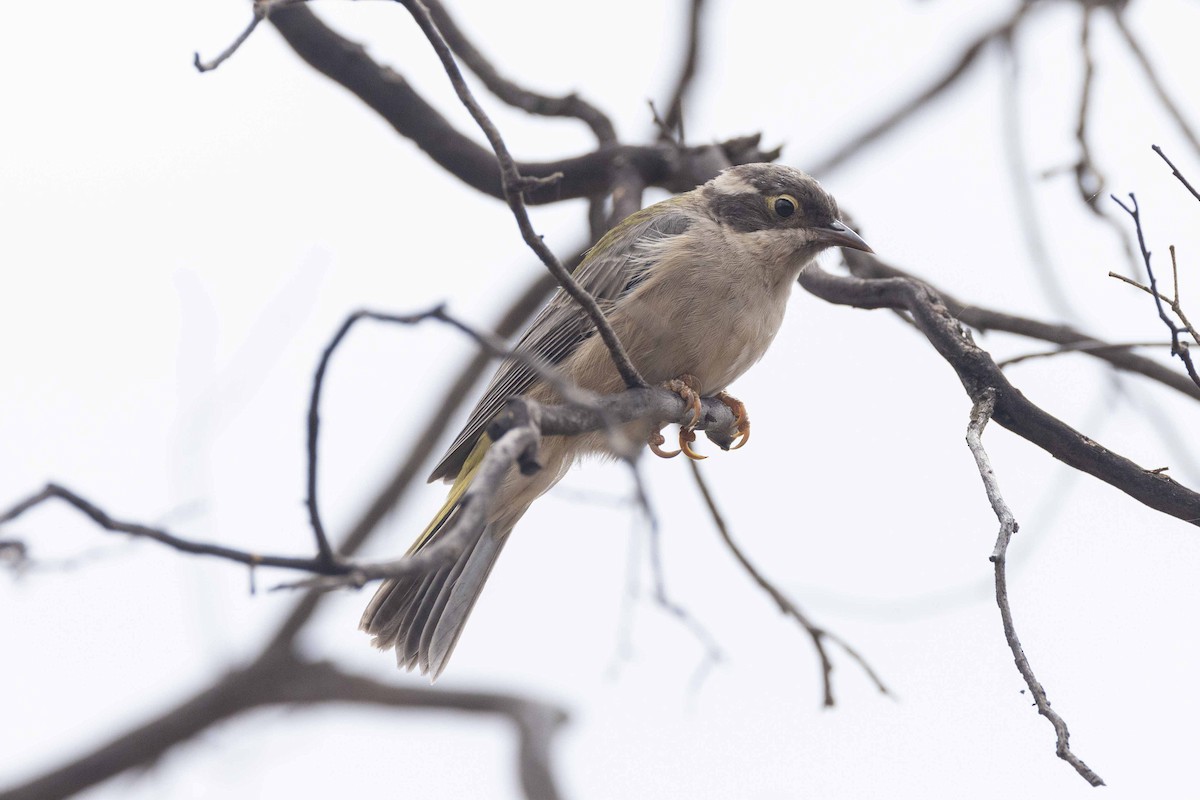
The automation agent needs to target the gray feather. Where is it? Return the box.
[359,523,509,680]
[424,526,507,680]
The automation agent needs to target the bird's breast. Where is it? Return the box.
[605,256,791,394]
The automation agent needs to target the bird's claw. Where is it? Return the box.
[715,391,750,450]
[648,374,708,461]
[648,431,680,459]
[679,428,706,460]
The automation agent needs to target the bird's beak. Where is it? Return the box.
[819,220,873,253]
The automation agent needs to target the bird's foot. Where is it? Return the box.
[648,374,707,460]
[715,391,750,450]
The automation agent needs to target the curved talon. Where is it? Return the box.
[648,430,681,459]
[715,391,751,452]
[679,428,707,460]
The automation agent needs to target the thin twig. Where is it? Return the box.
[398,0,648,390]
[1152,144,1200,204]
[997,340,1166,368]
[423,0,616,144]
[194,10,263,72]
[1073,7,1106,215]
[635,471,723,695]
[688,461,889,707]
[0,483,329,573]
[809,7,1029,176]
[1110,193,1200,388]
[997,32,1078,320]
[193,0,307,72]
[1110,11,1200,159]
[660,0,707,138]
[966,389,1104,787]
[305,303,564,568]
[279,419,540,591]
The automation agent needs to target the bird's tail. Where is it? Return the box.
[359,437,508,680]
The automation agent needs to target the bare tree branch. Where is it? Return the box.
[1153,144,1200,203]
[423,0,616,144]
[1110,193,1200,388]
[660,0,707,138]
[0,483,327,572]
[635,471,725,694]
[3,393,739,588]
[0,650,567,800]
[397,0,647,389]
[194,0,310,72]
[966,389,1105,787]
[799,257,1200,527]
[809,7,1029,176]
[1110,9,1200,160]
[687,461,889,707]
[266,5,778,204]
[997,340,1167,368]
[1073,6,1107,216]
[194,8,263,73]
[843,251,1200,402]
[997,33,1080,319]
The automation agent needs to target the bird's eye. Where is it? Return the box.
[772,195,798,218]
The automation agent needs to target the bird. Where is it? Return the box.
[360,162,871,679]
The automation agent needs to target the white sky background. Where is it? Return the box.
[2,0,1199,797]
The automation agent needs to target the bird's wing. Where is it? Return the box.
[428,200,694,483]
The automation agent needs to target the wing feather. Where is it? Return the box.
[427,200,694,482]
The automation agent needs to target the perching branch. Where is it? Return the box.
[1,314,742,587]
[966,389,1104,787]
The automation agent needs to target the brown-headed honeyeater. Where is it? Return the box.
[361,163,870,679]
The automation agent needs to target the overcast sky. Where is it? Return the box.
[3,1,1199,798]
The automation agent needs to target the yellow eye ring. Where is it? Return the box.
[769,194,798,218]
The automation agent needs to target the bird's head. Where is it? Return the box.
[701,163,871,268]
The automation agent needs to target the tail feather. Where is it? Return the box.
[399,568,446,661]
[406,561,466,666]
[416,545,473,668]
[423,529,505,678]
[359,525,508,680]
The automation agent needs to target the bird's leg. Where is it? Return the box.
[714,391,750,450]
[647,373,707,461]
